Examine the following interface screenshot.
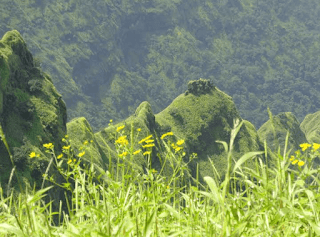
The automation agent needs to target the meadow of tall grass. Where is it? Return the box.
[0,119,320,236]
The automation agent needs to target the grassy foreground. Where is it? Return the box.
[0,120,320,236]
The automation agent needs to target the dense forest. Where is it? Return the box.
[1,0,320,132]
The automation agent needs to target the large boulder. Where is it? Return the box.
[0,30,67,193]
[258,112,307,153]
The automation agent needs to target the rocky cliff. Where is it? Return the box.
[0,30,67,193]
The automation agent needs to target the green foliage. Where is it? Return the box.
[184,78,215,96]
[2,0,320,132]
[1,119,320,235]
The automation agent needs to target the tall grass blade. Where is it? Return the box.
[203,176,221,204]
[233,151,264,174]
[143,209,156,237]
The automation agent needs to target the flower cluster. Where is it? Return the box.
[289,142,320,167]
[171,139,185,153]
[300,142,320,152]
[139,134,155,156]
[289,156,305,167]
[115,135,129,146]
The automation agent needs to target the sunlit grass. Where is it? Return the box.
[0,119,320,236]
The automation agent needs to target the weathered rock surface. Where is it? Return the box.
[258,112,308,153]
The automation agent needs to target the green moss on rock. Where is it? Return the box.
[67,117,107,170]
[156,78,265,181]
[300,111,320,143]
[0,30,67,192]
[258,112,307,153]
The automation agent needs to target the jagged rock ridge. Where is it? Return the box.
[0,30,67,193]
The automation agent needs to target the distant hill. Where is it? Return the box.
[1,0,320,132]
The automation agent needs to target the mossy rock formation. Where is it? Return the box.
[0,30,67,194]
[155,79,265,181]
[258,112,307,153]
[300,111,320,144]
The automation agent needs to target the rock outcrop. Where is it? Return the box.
[300,111,320,143]
[258,112,308,153]
[0,30,67,193]
[155,79,265,181]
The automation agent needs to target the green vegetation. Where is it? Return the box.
[2,0,320,132]
[0,30,67,195]
[258,111,308,153]
[1,119,320,236]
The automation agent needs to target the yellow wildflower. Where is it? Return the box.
[116,125,125,132]
[145,139,154,143]
[65,135,68,138]
[78,151,85,157]
[57,153,63,159]
[289,155,295,161]
[133,149,141,155]
[83,140,88,145]
[298,161,305,167]
[292,160,298,165]
[63,145,71,150]
[90,140,93,143]
[119,151,128,157]
[300,143,311,152]
[43,143,53,149]
[110,119,113,123]
[175,147,182,152]
[312,143,320,152]
[115,136,129,146]
[67,159,72,164]
[176,140,185,146]
[161,132,174,139]
[137,128,141,132]
[142,144,155,148]
[29,152,36,158]
[139,135,153,144]
[143,151,151,156]
[73,159,76,162]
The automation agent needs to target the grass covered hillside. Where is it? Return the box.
[1,0,320,131]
